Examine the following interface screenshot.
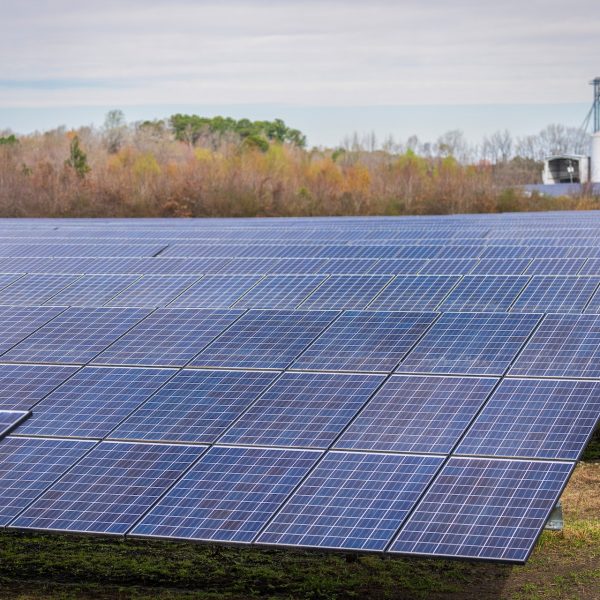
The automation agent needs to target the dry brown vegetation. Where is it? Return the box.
[0,120,598,218]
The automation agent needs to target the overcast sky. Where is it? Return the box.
[1,0,599,144]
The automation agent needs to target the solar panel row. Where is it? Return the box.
[0,214,597,565]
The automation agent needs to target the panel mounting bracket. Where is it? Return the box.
[544,501,564,531]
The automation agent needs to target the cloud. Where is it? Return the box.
[1,0,599,108]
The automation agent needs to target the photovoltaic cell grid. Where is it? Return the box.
[0,437,95,525]
[110,369,279,443]
[132,446,321,543]
[335,375,498,454]
[190,309,338,369]
[390,458,574,562]
[509,314,600,378]
[398,312,541,376]
[0,215,599,565]
[11,441,206,534]
[257,452,443,550]
[0,364,78,410]
[456,378,600,460]
[510,277,600,313]
[0,410,30,439]
[16,366,175,439]
[291,311,438,372]
[219,372,385,448]
[92,308,244,367]
[0,307,150,364]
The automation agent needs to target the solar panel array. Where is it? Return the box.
[0,214,599,565]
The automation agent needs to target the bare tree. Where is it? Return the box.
[103,109,128,154]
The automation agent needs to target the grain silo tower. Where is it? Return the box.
[591,77,600,183]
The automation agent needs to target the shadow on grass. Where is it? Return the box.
[0,530,515,600]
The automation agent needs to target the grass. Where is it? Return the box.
[0,441,598,600]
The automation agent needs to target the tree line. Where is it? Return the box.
[0,111,596,218]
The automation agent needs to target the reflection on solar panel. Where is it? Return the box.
[291,311,437,373]
[168,275,263,308]
[105,275,200,307]
[390,457,574,563]
[398,312,541,376]
[92,309,243,367]
[17,367,175,438]
[0,274,81,305]
[46,274,141,306]
[1,307,150,364]
[0,410,30,439]
[190,309,338,369]
[11,441,205,534]
[509,314,600,378]
[0,437,94,525]
[456,378,600,460]
[439,276,530,312]
[299,275,392,309]
[219,372,384,448]
[131,446,321,543]
[511,277,600,313]
[335,375,497,454]
[0,306,65,354]
[257,452,443,551]
[234,275,327,309]
[368,275,459,311]
[0,364,78,410]
[110,369,279,443]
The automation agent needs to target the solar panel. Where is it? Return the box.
[0,436,94,525]
[0,215,596,564]
[10,441,205,534]
[510,276,600,313]
[389,457,574,563]
[439,276,530,312]
[233,275,327,309]
[131,446,321,543]
[168,275,263,308]
[257,452,443,551]
[219,372,384,448]
[92,308,244,367]
[0,364,78,410]
[110,369,279,443]
[584,285,600,313]
[335,375,497,454]
[418,259,478,275]
[367,259,426,275]
[0,410,30,438]
[45,274,141,306]
[0,274,81,305]
[368,276,459,311]
[398,312,541,376]
[0,273,25,291]
[0,306,65,355]
[291,311,437,373]
[105,275,200,307]
[1,307,150,364]
[509,313,600,378]
[16,367,175,438]
[319,259,380,275]
[189,309,338,370]
[299,275,392,309]
[524,258,587,276]
[456,378,600,460]
[470,259,531,276]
